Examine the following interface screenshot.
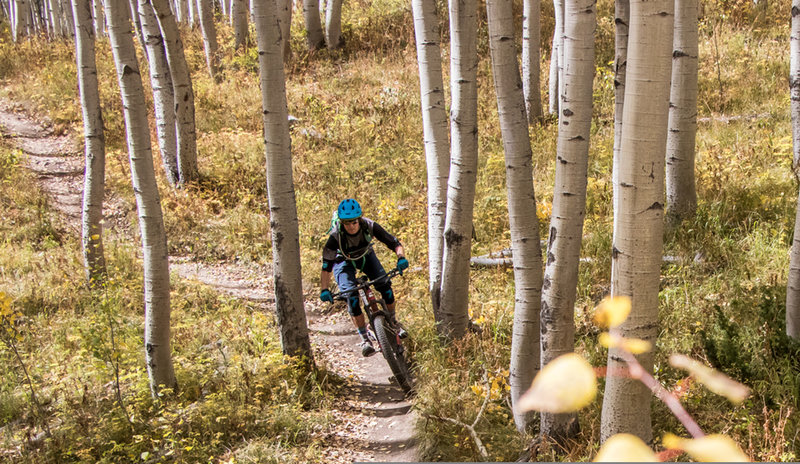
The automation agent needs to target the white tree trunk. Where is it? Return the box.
[72,0,107,286]
[13,0,29,41]
[139,0,180,185]
[47,0,60,38]
[548,0,563,115]
[665,0,698,226]
[438,0,478,339]
[540,0,594,442]
[151,0,199,184]
[324,0,342,49]
[231,0,248,49]
[187,0,195,25]
[486,0,544,434]
[175,0,186,22]
[612,0,629,235]
[411,0,450,321]
[63,0,75,37]
[93,0,105,36]
[303,0,323,50]
[787,194,800,338]
[600,0,673,443]
[105,0,176,397]
[129,0,147,51]
[276,0,290,58]
[252,0,314,360]
[787,0,800,338]
[522,0,543,124]
[196,0,220,79]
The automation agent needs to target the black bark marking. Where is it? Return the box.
[547,251,556,266]
[614,18,628,27]
[122,64,137,76]
[445,229,465,247]
[562,108,574,117]
[542,276,551,291]
[620,182,633,188]
[793,5,800,16]
[557,156,567,164]
[548,226,557,249]
[647,202,664,211]
[612,246,620,259]
[568,135,585,141]
[673,50,689,58]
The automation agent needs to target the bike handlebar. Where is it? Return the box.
[330,267,403,300]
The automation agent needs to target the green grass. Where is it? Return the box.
[1,0,800,461]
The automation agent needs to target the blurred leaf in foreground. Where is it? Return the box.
[598,332,652,354]
[669,354,750,403]
[593,296,631,329]
[663,432,749,462]
[594,433,658,462]
[517,353,596,413]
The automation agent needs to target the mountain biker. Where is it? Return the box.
[319,198,409,357]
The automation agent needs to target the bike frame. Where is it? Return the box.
[333,268,401,328]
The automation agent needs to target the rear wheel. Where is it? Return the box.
[373,312,413,394]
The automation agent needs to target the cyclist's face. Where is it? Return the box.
[343,219,360,234]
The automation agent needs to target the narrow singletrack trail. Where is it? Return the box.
[0,100,418,463]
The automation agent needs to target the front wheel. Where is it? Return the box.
[373,313,413,395]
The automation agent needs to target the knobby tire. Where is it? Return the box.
[373,313,413,394]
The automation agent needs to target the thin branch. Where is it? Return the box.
[620,350,705,439]
[420,372,492,460]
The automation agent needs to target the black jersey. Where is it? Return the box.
[321,217,401,271]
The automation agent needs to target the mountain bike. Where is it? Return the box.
[332,267,414,395]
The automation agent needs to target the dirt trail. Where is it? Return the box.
[0,100,417,463]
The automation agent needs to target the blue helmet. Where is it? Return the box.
[337,199,362,220]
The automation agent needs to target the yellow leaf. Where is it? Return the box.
[593,296,631,328]
[516,353,596,414]
[663,433,749,462]
[594,433,658,462]
[599,333,652,354]
[669,354,750,403]
[470,384,484,397]
[91,234,100,240]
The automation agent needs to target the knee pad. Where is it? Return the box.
[347,296,362,317]
[378,286,395,305]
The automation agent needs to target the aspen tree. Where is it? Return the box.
[252,0,314,361]
[196,0,220,79]
[139,0,180,185]
[151,0,199,183]
[601,0,673,442]
[612,0,628,226]
[325,0,343,49]
[787,0,800,338]
[522,0,543,124]
[486,0,544,433]
[411,0,450,319]
[540,0,595,442]
[105,0,177,396]
[438,0,478,339]
[72,0,107,285]
[303,0,323,50]
[548,0,564,115]
[231,0,248,49]
[665,0,699,226]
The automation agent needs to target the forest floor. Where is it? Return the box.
[0,99,418,463]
